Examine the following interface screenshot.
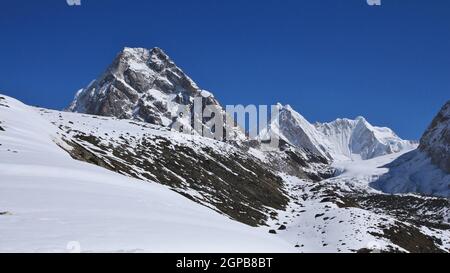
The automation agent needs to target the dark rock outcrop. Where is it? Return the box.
[68,47,245,142]
[419,101,450,173]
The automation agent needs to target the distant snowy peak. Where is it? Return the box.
[316,116,416,161]
[265,104,415,161]
[264,104,333,160]
[68,46,245,141]
[419,101,450,173]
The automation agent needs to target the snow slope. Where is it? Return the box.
[419,100,450,173]
[260,104,334,160]
[372,149,450,198]
[36,107,299,227]
[369,101,450,198]
[0,95,292,253]
[1,94,448,253]
[268,151,450,253]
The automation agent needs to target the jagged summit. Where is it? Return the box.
[263,104,415,161]
[120,47,173,66]
[317,116,416,160]
[68,46,245,141]
[262,103,333,159]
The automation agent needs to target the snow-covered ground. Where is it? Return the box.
[1,94,448,253]
[371,150,450,198]
[271,175,398,253]
[327,150,416,193]
[0,95,292,253]
[267,150,450,253]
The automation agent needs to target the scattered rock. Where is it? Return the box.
[369,223,445,253]
[269,230,277,234]
[357,248,372,253]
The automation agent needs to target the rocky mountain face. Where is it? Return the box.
[261,104,415,162]
[372,101,450,198]
[68,47,245,141]
[419,101,450,173]
[261,104,334,160]
[37,107,331,227]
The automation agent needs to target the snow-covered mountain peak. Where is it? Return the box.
[264,104,415,161]
[355,116,367,122]
[277,104,309,124]
[111,46,194,88]
[67,46,245,141]
[266,103,333,160]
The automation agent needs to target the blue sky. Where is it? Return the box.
[0,0,449,139]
